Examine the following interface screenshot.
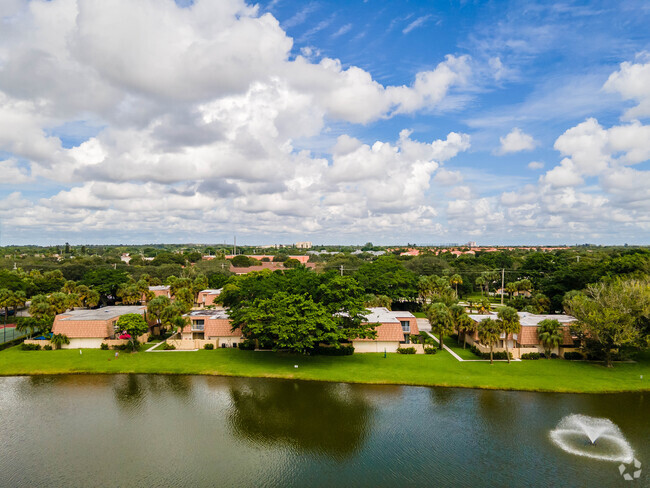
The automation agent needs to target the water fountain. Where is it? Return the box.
[550,414,635,462]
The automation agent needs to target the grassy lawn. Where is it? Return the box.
[441,335,482,360]
[0,346,649,393]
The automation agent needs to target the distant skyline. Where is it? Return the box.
[1,0,649,246]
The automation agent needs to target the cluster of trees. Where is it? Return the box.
[565,278,650,367]
[221,269,377,353]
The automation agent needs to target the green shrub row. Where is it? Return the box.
[424,347,437,355]
[563,351,584,360]
[468,345,513,360]
[312,344,354,356]
[397,347,416,354]
[204,343,214,350]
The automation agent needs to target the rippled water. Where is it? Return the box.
[0,375,647,487]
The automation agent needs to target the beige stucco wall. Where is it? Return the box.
[65,338,105,349]
[168,337,242,350]
[352,341,400,353]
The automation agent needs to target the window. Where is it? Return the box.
[193,319,205,330]
[400,320,410,332]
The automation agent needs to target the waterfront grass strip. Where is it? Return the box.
[1,346,649,393]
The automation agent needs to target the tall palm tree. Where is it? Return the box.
[496,306,520,363]
[505,282,518,299]
[457,314,476,349]
[449,304,465,344]
[426,302,453,350]
[478,318,500,364]
[537,319,563,358]
[475,276,486,297]
[449,274,463,297]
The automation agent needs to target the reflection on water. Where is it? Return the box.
[0,375,647,488]
[228,380,372,460]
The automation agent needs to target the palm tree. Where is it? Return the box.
[50,333,70,350]
[457,314,476,349]
[29,295,55,321]
[478,318,500,364]
[148,295,171,327]
[496,306,520,363]
[537,319,563,358]
[0,288,11,327]
[449,274,463,297]
[505,282,518,299]
[426,302,453,350]
[475,276,486,297]
[449,304,465,344]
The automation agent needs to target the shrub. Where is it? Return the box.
[43,344,53,351]
[521,352,541,360]
[204,343,214,350]
[238,339,256,351]
[161,342,176,350]
[468,345,513,360]
[564,351,584,360]
[424,347,437,355]
[20,343,41,351]
[397,347,416,354]
[313,344,354,356]
[550,353,558,359]
[100,343,109,350]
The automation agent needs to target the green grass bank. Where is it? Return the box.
[1,346,649,393]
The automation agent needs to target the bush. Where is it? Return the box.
[100,343,109,350]
[550,353,558,359]
[43,344,53,351]
[521,352,541,360]
[313,344,354,356]
[204,343,214,350]
[20,343,41,351]
[238,339,256,351]
[468,345,513,360]
[397,347,416,354]
[424,347,437,355]
[161,342,176,350]
[564,351,584,360]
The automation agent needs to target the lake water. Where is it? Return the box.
[0,375,647,487]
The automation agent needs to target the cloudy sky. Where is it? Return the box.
[1,0,649,246]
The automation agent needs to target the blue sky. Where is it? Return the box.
[0,0,649,246]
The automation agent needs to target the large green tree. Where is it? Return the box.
[565,279,649,367]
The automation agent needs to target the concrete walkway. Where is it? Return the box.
[418,317,520,362]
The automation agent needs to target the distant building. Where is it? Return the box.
[120,253,131,264]
[294,241,312,249]
[467,241,477,247]
[197,289,222,307]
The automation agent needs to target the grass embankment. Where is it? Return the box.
[441,335,482,360]
[0,346,649,393]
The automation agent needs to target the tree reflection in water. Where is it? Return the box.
[113,374,192,411]
[228,379,373,460]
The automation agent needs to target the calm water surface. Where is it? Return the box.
[0,375,647,487]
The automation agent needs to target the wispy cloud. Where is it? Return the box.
[403,15,431,34]
[283,2,319,28]
[331,23,352,38]
[297,14,336,42]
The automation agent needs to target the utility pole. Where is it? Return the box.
[340,265,344,276]
[233,236,236,256]
[500,268,505,306]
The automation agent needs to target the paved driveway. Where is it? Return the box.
[416,318,431,332]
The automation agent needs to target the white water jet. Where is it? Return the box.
[550,414,634,463]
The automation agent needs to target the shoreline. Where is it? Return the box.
[1,347,648,394]
[1,369,649,395]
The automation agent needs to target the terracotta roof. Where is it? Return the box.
[52,318,112,338]
[518,325,574,346]
[230,262,317,274]
[356,323,405,342]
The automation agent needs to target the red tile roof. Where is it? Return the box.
[52,317,113,338]
[518,325,574,346]
[356,322,405,342]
